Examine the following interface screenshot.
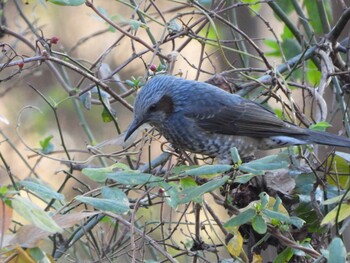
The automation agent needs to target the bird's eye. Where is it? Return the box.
[149,104,157,112]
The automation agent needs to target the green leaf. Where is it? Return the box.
[224,208,256,228]
[159,181,179,209]
[177,176,229,204]
[39,135,53,149]
[125,80,136,87]
[234,173,257,184]
[39,135,54,154]
[274,108,283,119]
[264,39,281,57]
[238,165,264,175]
[0,185,8,195]
[19,178,65,202]
[101,108,114,122]
[259,192,269,209]
[171,165,199,175]
[199,24,221,41]
[125,76,142,88]
[241,0,261,12]
[307,61,321,86]
[180,187,203,204]
[282,38,301,60]
[304,1,332,34]
[294,172,316,201]
[327,237,346,263]
[76,187,129,215]
[182,165,231,177]
[230,147,241,165]
[47,0,85,6]
[82,163,131,182]
[239,154,289,174]
[274,247,293,263]
[280,26,302,68]
[281,24,293,39]
[263,209,304,228]
[180,177,197,189]
[292,238,313,257]
[106,171,160,185]
[101,186,127,201]
[288,216,306,229]
[28,247,49,262]
[12,196,63,233]
[263,208,290,221]
[309,121,332,132]
[335,151,350,163]
[252,214,267,234]
[171,178,195,207]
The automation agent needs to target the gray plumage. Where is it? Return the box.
[125,75,350,162]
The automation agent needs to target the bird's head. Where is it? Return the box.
[124,76,177,141]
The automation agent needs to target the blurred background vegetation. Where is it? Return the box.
[1,0,350,262]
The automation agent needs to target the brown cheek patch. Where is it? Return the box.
[157,95,174,115]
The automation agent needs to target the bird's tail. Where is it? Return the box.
[306,130,350,148]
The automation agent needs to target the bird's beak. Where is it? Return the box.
[124,118,144,142]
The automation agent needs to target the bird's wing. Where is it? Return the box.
[184,93,306,137]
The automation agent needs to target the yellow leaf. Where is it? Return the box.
[252,253,263,263]
[240,196,289,216]
[321,203,350,226]
[226,230,243,257]
[327,155,350,187]
[6,246,35,263]
[266,197,289,215]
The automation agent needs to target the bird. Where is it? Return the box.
[124,75,350,163]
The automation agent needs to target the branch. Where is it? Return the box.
[45,54,133,111]
[268,226,321,259]
[104,211,178,263]
[85,0,169,61]
[327,7,350,43]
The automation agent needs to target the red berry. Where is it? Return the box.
[149,64,157,72]
[18,62,24,69]
[50,36,59,44]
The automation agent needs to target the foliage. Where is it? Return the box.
[1,0,350,262]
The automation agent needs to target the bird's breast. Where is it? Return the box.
[153,117,260,161]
